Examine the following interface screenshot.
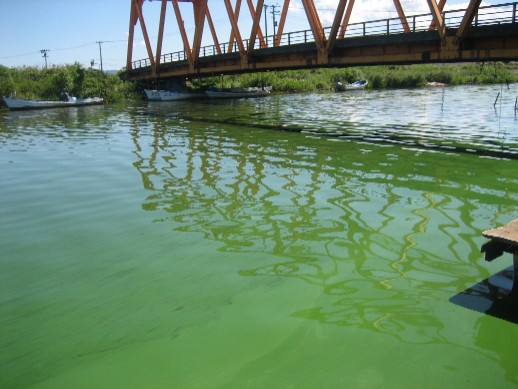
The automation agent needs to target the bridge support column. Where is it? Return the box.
[514,253,518,296]
[317,47,329,65]
[241,53,249,69]
[440,36,460,61]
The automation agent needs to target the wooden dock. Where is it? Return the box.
[481,219,518,294]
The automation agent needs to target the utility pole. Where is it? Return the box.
[40,49,49,69]
[263,4,269,47]
[96,41,104,72]
[270,4,280,41]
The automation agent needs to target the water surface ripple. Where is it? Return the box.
[1,86,517,388]
[147,84,518,158]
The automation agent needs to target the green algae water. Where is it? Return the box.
[1,85,518,388]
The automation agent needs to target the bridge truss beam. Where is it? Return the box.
[126,0,518,81]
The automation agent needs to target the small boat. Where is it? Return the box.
[158,90,205,101]
[3,94,104,110]
[144,89,163,101]
[426,82,448,87]
[206,86,272,98]
[335,80,368,92]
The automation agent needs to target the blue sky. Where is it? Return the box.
[0,0,501,70]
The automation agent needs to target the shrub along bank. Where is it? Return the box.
[1,62,517,107]
[204,63,518,92]
[0,63,140,104]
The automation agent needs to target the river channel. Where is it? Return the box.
[1,84,517,388]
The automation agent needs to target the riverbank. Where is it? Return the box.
[2,62,517,107]
[206,63,518,92]
[0,63,141,105]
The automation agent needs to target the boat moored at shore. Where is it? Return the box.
[158,90,205,101]
[335,80,368,92]
[2,95,104,110]
[205,86,272,98]
[144,89,163,101]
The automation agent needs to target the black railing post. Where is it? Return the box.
[413,16,416,32]
[513,3,516,23]
[363,22,366,36]
[387,19,390,35]
[323,28,326,45]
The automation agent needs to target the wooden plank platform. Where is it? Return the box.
[480,219,518,296]
[483,219,518,246]
[481,219,518,262]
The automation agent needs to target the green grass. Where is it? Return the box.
[0,63,140,103]
[195,63,518,93]
[2,62,517,106]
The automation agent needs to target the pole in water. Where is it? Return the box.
[494,92,500,107]
[515,97,517,111]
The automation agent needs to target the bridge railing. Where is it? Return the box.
[443,1,517,27]
[132,2,517,70]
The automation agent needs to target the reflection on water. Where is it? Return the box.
[1,86,518,388]
[131,101,517,346]
[146,84,518,158]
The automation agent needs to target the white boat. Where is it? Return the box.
[3,95,104,110]
[206,86,272,98]
[158,90,205,101]
[335,80,368,92]
[144,89,163,101]
[426,82,448,87]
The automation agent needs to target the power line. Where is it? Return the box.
[0,50,41,60]
[51,42,96,52]
[0,39,127,60]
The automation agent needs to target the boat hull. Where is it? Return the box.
[206,87,271,98]
[3,96,104,110]
[335,80,368,92]
[158,91,205,101]
[144,89,163,101]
